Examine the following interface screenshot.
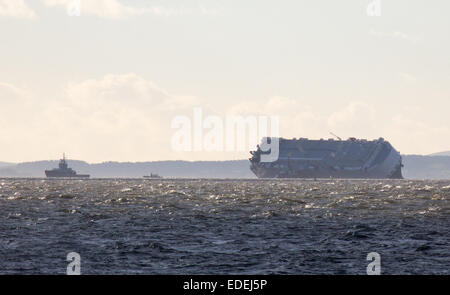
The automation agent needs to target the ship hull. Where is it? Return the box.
[45,170,90,178]
[250,164,403,179]
[250,137,403,179]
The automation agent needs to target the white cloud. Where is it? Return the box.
[41,0,219,18]
[228,96,325,139]
[226,97,450,154]
[42,0,144,19]
[228,96,301,117]
[0,81,32,101]
[229,98,379,141]
[66,73,170,109]
[59,73,200,157]
[327,101,377,139]
[387,114,450,155]
[1,78,448,162]
[0,0,36,19]
[398,72,417,83]
[0,82,38,155]
[0,74,201,162]
[369,29,422,43]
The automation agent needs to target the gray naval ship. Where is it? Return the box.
[249,137,403,179]
[45,154,90,178]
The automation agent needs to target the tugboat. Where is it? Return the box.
[45,154,90,178]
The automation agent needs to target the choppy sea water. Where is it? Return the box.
[0,178,449,274]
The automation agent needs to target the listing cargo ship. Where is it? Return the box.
[45,154,90,178]
[249,137,403,179]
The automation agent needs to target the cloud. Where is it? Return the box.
[226,97,450,154]
[0,82,32,101]
[228,96,301,117]
[42,0,144,18]
[369,29,422,43]
[0,74,200,162]
[228,98,379,140]
[327,102,377,139]
[0,82,37,154]
[41,0,219,19]
[66,73,170,109]
[388,114,450,155]
[0,0,36,19]
[398,72,417,83]
[228,96,323,140]
[61,73,199,142]
[0,82,37,128]
[1,78,448,162]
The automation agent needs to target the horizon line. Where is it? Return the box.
[2,152,450,165]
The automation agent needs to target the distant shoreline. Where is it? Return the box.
[0,155,449,179]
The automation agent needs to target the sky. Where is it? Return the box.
[0,0,449,163]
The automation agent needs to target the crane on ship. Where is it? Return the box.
[329,132,342,141]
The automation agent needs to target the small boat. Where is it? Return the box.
[143,173,162,179]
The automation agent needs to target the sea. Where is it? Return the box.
[0,178,449,274]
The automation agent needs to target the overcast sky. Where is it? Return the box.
[0,0,449,163]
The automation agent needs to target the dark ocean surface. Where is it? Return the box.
[0,178,449,274]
